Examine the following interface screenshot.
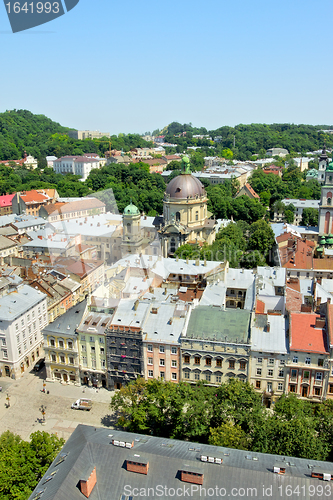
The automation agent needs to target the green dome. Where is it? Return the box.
[328,233,333,238]
[320,236,326,243]
[327,161,333,171]
[123,203,140,216]
[317,246,324,252]
[327,238,333,245]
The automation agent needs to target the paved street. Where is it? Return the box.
[0,367,117,441]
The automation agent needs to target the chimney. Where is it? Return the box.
[180,468,204,485]
[79,467,97,498]
[126,457,149,475]
[266,322,270,333]
[315,317,326,329]
[195,259,199,266]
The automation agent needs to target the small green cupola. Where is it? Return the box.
[123,201,140,216]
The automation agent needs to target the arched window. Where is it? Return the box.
[170,237,176,253]
[127,222,131,234]
[195,211,199,221]
[325,212,330,234]
[328,192,332,205]
[176,212,180,222]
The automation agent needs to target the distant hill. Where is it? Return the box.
[0,109,152,163]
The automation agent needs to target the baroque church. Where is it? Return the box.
[121,156,216,258]
[157,156,216,257]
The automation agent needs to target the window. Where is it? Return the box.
[206,358,211,366]
[68,341,73,349]
[314,387,321,396]
[160,371,165,379]
[81,335,86,341]
[318,359,324,367]
[81,345,86,352]
[21,318,24,326]
[278,383,283,391]
[216,375,222,383]
[3,349,8,359]
[194,356,200,365]
[69,357,74,365]
[101,359,106,368]
[27,315,30,322]
[60,355,65,363]
[240,361,246,370]
[305,357,311,365]
[159,346,165,353]
[171,360,177,367]
[316,372,323,381]
[303,370,310,379]
[256,368,262,376]
[278,369,284,377]
[291,369,297,378]
[172,373,177,380]
[171,346,177,354]
[216,359,222,367]
[205,374,211,382]
[51,354,56,362]
[59,340,64,348]
[329,384,333,394]
[18,346,21,355]
[194,372,200,380]
[280,359,285,365]
[91,358,96,368]
[267,382,272,392]
[15,323,18,331]
[256,380,261,389]
[268,369,273,377]
[148,357,153,365]
[50,339,55,347]
[229,360,235,369]
[91,346,95,353]
[1,338,6,346]
[100,348,105,355]
[147,344,153,352]
[184,371,190,379]
[257,357,262,364]
[89,337,93,342]
[268,358,274,365]
[32,311,35,318]
[293,356,298,364]
[82,356,87,367]
[184,355,190,364]
[289,385,296,393]
[160,359,165,366]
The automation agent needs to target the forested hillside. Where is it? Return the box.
[163,121,333,160]
[0,109,152,163]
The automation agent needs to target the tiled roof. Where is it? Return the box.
[290,312,329,354]
[19,190,50,204]
[245,183,260,198]
[277,235,314,269]
[313,258,333,270]
[44,198,105,215]
[285,286,303,313]
[0,193,15,207]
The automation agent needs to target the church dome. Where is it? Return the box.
[123,202,140,215]
[327,161,333,171]
[165,173,205,199]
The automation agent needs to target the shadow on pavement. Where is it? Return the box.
[100,414,118,428]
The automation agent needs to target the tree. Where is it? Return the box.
[209,422,249,450]
[301,207,319,227]
[248,220,275,257]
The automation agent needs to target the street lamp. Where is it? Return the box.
[39,404,46,423]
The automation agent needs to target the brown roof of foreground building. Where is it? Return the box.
[277,234,314,269]
[290,312,329,354]
[285,286,303,313]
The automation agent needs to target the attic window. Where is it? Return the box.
[42,470,57,484]
[54,452,68,466]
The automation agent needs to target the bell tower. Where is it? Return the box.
[121,202,143,256]
[318,144,329,184]
[319,159,333,234]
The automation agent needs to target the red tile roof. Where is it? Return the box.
[327,303,333,347]
[286,286,303,313]
[255,299,265,314]
[245,183,260,199]
[0,193,15,207]
[290,312,329,354]
[19,190,50,204]
[313,258,333,270]
[277,235,314,269]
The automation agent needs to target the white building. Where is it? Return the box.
[53,155,106,181]
[0,285,48,379]
[275,199,320,225]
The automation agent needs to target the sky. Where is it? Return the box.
[1,0,333,134]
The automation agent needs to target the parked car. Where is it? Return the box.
[71,398,92,411]
[33,358,45,371]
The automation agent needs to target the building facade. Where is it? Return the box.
[0,285,48,379]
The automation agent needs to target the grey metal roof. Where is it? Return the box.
[28,425,333,500]
[251,315,288,354]
[43,300,87,337]
[0,285,46,321]
[143,302,187,343]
